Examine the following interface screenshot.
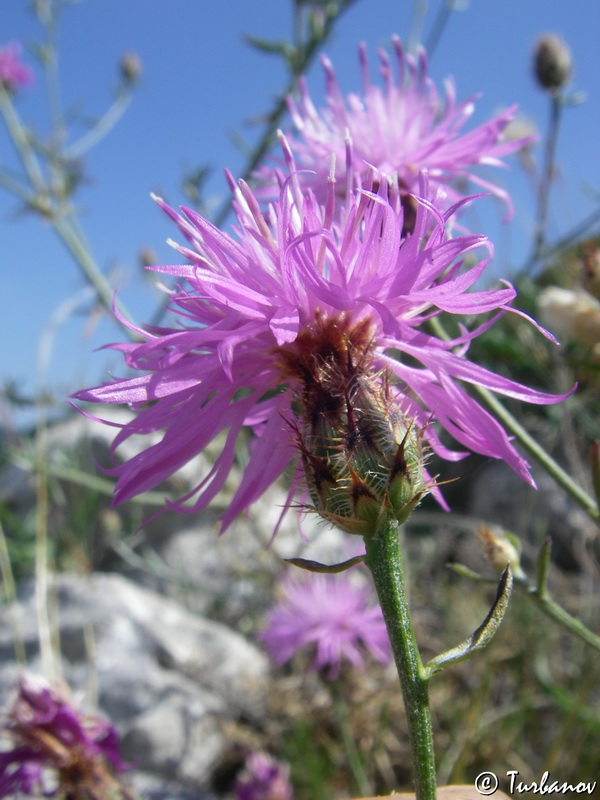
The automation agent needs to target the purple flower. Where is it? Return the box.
[261,574,391,679]
[0,42,33,92]
[257,37,528,218]
[233,751,294,800]
[0,674,128,799]
[72,139,565,532]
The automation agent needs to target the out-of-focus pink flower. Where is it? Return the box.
[234,751,295,800]
[0,674,128,799]
[0,42,34,92]
[257,36,529,219]
[72,138,566,532]
[261,574,392,679]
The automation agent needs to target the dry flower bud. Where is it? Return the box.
[476,525,523,577]
[119,51,142,85]
[533,33,572,92]
[538,286,600,348]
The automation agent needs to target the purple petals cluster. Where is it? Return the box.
[258,36,527,215]
[233,751,295,800]
[260,575,392,679]
[73,36,567,535]
[0,674,128,799]
[74,145,563,529]
[0,42,33,92]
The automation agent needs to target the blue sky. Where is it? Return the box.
[2,0,599,429]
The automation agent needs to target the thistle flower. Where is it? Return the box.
[233,751,294,800]
[256,36,528,219]
[72,138,566,533]
[260,575,391,679]
[0,42,33,92]
[0,674,129,799]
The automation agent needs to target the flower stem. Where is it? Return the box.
[329,685,373,798]
[364,520,437,800]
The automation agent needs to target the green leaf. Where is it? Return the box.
[284,554,365,573]
[243,34,291,57]
[424,566,513,678]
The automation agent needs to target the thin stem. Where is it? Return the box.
[515,576,600,653]
[0,521,27,666]
[329,686,373,797]
[66,89,134,159]
[212,0,359,230]
[450,559,600,654]
[425,1,456,59]
[533,94,562,262]
[34,415,56,679]
[0,60,136,332]
[428,316,600,526]
[364,520,437,800]
[407,0,429,54]
[517,204,600,281]
[0,83,46,193]
[52,215,136,331]
[475,384,600,525]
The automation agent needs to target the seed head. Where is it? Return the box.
[533,33,572,93]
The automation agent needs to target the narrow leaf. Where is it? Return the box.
[284,554,365,574]
[243,35,290,57]
[424,566,513,678]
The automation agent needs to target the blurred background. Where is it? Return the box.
[2,0,599,427]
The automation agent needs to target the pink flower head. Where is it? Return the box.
[72,137,566,532]
[0,674,128,799]
[0,42,33,92]
[261,574,391,679]
[234,751,294,800]
[257,36,528,219]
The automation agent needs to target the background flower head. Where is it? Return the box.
[0,674,127,799]
[233,751,294,800]
[73,140,565,532]
[0,42,34,92]
[257,36,530,219]
[260,574,391,679]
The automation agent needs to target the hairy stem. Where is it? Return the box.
[364,521,437,800]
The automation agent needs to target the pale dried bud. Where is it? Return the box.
[119,51,142,85]
[538,286,600,348]
[477,526,523,577]
[139,246,157,268]
[533,33,572,92]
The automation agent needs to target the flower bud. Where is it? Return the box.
[538,286,600,348]
[119,51,142,85]
[533,33,572,93]
[476,525,524,578]
[299,373,428,536]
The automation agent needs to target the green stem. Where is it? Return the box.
[533,94,562,262]
[475,385,600,525]
[330,686,372,797]
[523,584,600,653]
[0,83,46,192]
[364,520,436,800]
[212,0,359,230]
[52,215,136,332]
[428,315,600,526]
[66,89,133,159]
